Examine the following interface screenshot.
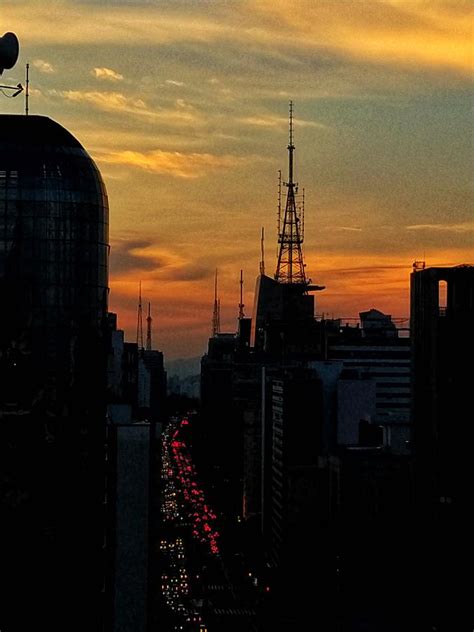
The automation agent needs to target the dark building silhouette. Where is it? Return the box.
[263,369,323,625]
[251,273,323,358]
[105,312,166,632]
[411,263,474,629]
[142,349,167,420]
[200,332,244,516]
[327,310,411,454]
[106,313,166,632]
[106,420,155,632]
[200,295,417,630]
[107,312,166,423]
[199,106,420,630]
[0,115,109,631]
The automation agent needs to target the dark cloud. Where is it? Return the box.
[110,239,212,283]
[324,264,409,277]
[151,264,212,283]
[110,239,163,274]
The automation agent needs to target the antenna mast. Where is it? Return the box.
[146,302,152,351]
[277,170,282,239]
[25,62,29,115]
[238,269,245,319]
[301,187,305,241]
[136,281,144,350]
[260,227,265,276]
[212,269,221,336]
[275,101,307,285]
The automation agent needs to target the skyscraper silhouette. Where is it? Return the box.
[0,115,109,631]
[411,264,474,629]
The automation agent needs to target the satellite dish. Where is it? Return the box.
[0,32,20,75]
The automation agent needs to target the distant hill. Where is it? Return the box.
[165,356,202,379]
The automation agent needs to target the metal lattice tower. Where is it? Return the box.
[146,301,152,351]
[275,101,307,285]
[212,269,221,336]
[136,281,144,350]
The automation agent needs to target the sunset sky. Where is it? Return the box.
[2,0,472,359]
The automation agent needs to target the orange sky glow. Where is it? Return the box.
[2,0,472,358]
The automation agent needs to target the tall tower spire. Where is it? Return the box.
[212,269,221,336]
[275,101,307,285]
[146,301,152,351]
[136,281,144,350]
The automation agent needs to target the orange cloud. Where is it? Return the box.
[57,90,201,125]
[33,58,55,74]
[406,222,474,233]
[98,149,253,178]
[92,67,124,82]
[253,0,473,75]
[239,114,326,129]
[7,1,471,76]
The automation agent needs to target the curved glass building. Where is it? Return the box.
[0,115,108,406]
[0,115,109,631]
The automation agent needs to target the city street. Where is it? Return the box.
[160,416,259,631]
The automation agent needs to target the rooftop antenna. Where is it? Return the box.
[212,269,221,337]
[238,269,245,320]
[275,100,306,284]
[146,302,152,351]
[274,101,325,293]
[25,62,29,115]
[136,281,144,350]
[0,32,23,98]
[301,187,305,241]
[277,169,282,239]
[260,227,265,276]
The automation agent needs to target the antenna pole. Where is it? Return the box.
[212,269,221,336]
[146,302,152,351]
[302,187,305,241]
[260,227,265,276]
[25,62,29,116]
[277,170,282,238]
[288,100,294,185]
[238,269,245,319]
[136,281,144,350]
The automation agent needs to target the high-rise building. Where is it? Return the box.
[268,369,322,568]
[200,331,244,516]
[106,420,154,632]
[0,115,109,631]
[328,309,411,454]
[411,264,474,506]
[411,264,474,629]
[104,311,166,631]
